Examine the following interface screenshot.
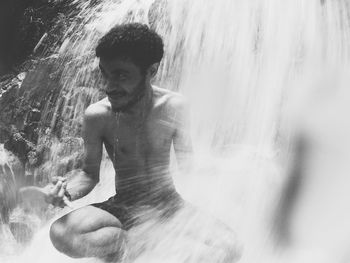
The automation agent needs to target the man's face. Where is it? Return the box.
[99,57,147,110]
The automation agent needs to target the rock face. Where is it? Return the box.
[0,0,26,75]
[0,59,57,143]
[0,0,103,247]
[0,1,84,228]
[0,0,77,154]
[0,0,81,156]
[0,62,60,226]
[0,55,84,180]
[0,0,75,75]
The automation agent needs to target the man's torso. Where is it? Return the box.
[93,86,181,202]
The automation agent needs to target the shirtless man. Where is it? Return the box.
[31,23,193,259]
[24,23,240,262]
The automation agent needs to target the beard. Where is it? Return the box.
[108,78,148,112]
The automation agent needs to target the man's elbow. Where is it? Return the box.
[71,168,100,191]
[83,170,100,186]
[90,175,100,187]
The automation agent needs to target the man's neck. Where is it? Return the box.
[113,84,153,117]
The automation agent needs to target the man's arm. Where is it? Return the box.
[172,96,194,174]
[20,105,104,207]
[64,105,103,201]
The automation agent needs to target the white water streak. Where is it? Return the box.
[2,0,350,262]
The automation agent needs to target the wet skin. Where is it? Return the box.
[47,57,240,262]
[48,57,194,260]
[93,57,193,199]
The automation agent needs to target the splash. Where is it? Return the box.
[2,0,350,262]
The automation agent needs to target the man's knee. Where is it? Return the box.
[49,206,124,258]
[49,207,96,246]
[50,218,77,257]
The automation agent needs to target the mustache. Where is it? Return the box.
[106,90,128,97]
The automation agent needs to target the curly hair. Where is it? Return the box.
[96,23,164,71]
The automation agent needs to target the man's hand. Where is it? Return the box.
[20,176,73,209]
[43,176,72,208]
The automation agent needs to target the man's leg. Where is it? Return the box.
[50,205,126,260]
[173,203,242,263]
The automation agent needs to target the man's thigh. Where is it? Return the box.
[168,203,242,260]
[54,205,123,234]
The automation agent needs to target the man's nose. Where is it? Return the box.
[98,81,114,93]
[102,78,119,89]
[106,82,122,92]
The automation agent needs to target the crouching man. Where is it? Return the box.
[25,23,241,262]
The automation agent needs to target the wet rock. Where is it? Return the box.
[0,73,27,143]
[4,131,35,164]
[0,56,65,144]
[0,0,92,212]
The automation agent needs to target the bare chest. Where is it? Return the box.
[102,111,175,166]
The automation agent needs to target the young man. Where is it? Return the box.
[48,23,192,259]
[25,23,239,262]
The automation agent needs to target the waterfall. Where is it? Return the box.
[1,0,350,262]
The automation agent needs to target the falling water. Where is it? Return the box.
[2,0,350,262]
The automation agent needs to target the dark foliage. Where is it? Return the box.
[0,0,77,75]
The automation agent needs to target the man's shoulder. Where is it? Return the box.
[84,98,111,120]
[152,86,188,111]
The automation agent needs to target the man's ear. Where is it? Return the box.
[148,63,160,78]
